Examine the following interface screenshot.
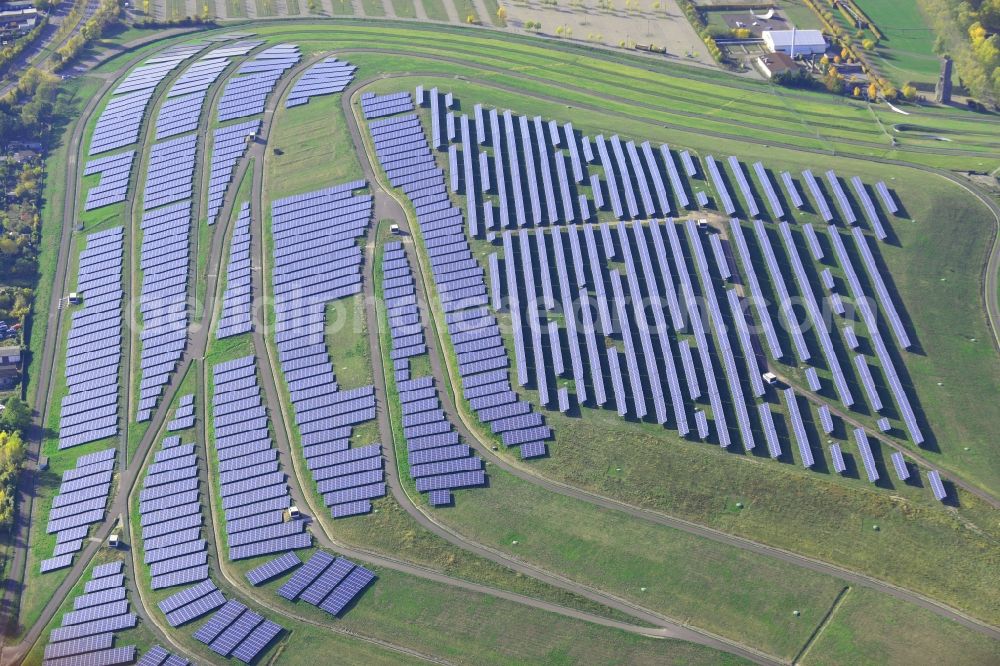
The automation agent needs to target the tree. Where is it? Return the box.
[820,54,829,66]
[862,38,875,50]
[901,84,917,100]
[853,86,861,97]
[867,82,878,99]
[0,397,30,434]
[496,4,506,20]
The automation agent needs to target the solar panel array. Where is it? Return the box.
[245,551,301,585]
[875,180,898,214]
[277,550,375,618]
[59,227,123,449]
[854,428,879,482]
[368,104,550,458]
[158,579,225,627]
[414,92,699,233]
[135,199,192,422]
[167,393,195,431]
[269,182,384,517]
[211,356,310,558]
[360,90,413,119]
[138,434,208,590]
[136,645,190,666]
[143,134,196,211]
[43,561,136,663]
[383,243,486,503]
[217,43,300,121]
[42,448,116,571]
[84,151,135,211]
[192,598,285,663]
[89,43,203,155]
[156,56,229,140]
[217,202,253,338]
[801,169,833,222]
[206,120,260,225]
[286,57,356,107]
[364,89,930,501]
[828,227,922,444]
[927,469,947,501]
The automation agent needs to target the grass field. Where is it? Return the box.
[390,0,417,18]
[420,0,450,21]
[802,587,1000,665]
[361,0,386,15]
[853,0,941,84]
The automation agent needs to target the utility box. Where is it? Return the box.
[287,505,301,520]
[763,372,778,385]
[68,292,82,305]
[390,224,401,235]
[108,533,121,549]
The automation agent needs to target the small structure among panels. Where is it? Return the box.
[286,57,356,107]
[217,202,254,338]
[59,227,124,449]
[277,550,375,618]
[42,560,137,662]
[43,448,117,570]
[211,356,311,558]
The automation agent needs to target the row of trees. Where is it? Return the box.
[676,0,724,63]
[53,0,123,70]
[0,15,49,76]
[0,399,30,527]
[920,0,998,103]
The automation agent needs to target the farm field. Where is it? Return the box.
[7,17,1000,666]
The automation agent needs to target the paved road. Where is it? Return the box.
[339,72,1000,643]
[0,0,101,97]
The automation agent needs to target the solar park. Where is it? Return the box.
[363,87,942,490]
[19,21,1000,666]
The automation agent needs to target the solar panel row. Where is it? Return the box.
[211,356,308,556]
[286,56,358,109]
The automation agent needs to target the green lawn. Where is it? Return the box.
[265,90,364,201]
[854,0,941,83]
[420,0,450,21]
